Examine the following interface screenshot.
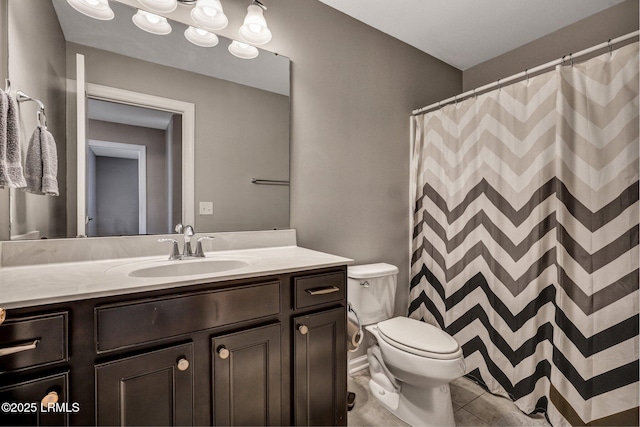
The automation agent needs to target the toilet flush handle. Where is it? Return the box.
[360,281,370,288]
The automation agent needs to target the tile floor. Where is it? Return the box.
[348,370,551,427]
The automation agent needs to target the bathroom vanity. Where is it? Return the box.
[0,236,351,426]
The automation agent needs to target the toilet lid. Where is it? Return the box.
[377,317,460,358]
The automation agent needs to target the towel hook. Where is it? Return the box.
[37,110,48,129]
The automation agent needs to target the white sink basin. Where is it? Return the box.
[128,259,249,278]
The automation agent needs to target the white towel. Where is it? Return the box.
[24,125,58,196]
[0,90,27,189]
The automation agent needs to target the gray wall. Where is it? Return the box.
[6,0,67,239]
[88,119,173,234]
[463,0,639,91]
[0,0,8,241]
[264,0,462,316]
[95,156,138,236]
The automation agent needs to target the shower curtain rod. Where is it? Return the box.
[412,30,639,116]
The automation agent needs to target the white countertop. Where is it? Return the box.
[0,246,353,309]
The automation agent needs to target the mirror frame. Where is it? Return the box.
[76,54,195,237]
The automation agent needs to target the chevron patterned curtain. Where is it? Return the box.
[409,42,638,426]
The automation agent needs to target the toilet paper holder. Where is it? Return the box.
[347,303,361,331]
[346,302,364,352]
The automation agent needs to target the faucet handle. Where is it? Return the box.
[158,238,181,260]
[194,236,215,257]
[174,223,183,233]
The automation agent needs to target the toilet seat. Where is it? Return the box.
[377,317,462,360]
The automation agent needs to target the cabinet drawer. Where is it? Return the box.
[294,272,346,310]
[0,372,69,426]
[96,281,281,352]
[0,312,68,373]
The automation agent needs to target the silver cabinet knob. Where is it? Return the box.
[218,346,230,359]
[298,325,309,335]
[177,358,190,371]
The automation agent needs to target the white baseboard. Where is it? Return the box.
[348,355,369,375]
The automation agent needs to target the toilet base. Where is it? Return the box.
[369,380,455,427]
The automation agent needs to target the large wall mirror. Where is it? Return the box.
[6,0,290,240]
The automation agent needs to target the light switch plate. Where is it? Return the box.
[199,201,213,215]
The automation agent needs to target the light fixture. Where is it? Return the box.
[228,40,259,59]
[66,0,114,20]
[132,10,172,35]
[238,3,272,45]
[191,0,228,31]
[137,0,177,14]
[184,26,219,47]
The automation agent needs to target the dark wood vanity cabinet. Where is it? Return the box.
[95,343,194,426]
[293,308,347,426]
[0,265,348,427]
[212,324,282,426]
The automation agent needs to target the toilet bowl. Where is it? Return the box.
[347,264,465,427]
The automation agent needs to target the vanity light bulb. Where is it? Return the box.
[185,26,220,47]
[238,5,272,45]
[146,13,160,24]
[191,0,228,31]
[66,0,114,20]
[228,40,259,59]
[132,10,172,35]
[202,6,218,17]
[137,0,178,14]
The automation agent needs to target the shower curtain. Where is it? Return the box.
[409,42,638,426]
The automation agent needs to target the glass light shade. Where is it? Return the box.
[137,0,177,13]
[66,0,114,20]
[184,26,219,47]
[132,10,172,35]
[238,5,272,45]
[228,40,259,59]
[191,0,228,31]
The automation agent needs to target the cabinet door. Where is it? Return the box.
[0,372,69,426]
[95,343,193,426]
[293,308,347,426]
[212,324,281,426]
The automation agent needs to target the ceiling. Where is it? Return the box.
[317,0,626,70]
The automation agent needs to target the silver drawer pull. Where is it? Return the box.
[305,286,340,296]
[0,339,40,357]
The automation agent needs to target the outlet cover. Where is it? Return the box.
[199,201,213,215]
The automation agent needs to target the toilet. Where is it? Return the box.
[347,263,465,427]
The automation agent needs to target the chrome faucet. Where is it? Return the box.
[182,225,195,257]
[158,224,214,260]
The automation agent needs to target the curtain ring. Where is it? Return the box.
[525,69,530,83]
[454,95,458,106]
[3,79,10,93]
[497,78,501,91]
[608,39,613,56]
[569,53,574,67]
[472,88,476,98]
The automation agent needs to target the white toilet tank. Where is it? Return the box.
[347,263,399,326]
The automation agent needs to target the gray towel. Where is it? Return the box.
[0,90,27,188]
[24,125,58,196]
